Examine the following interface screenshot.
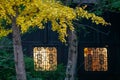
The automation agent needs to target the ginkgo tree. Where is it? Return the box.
[0,0,109,80]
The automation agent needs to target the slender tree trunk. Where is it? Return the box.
[12,17,26,80]
[65,30,78,80]
[64,1,78,80]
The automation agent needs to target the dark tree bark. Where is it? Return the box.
[65,30,78,80]
[12,17,26,80]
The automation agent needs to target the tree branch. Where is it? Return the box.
[73,22,110,36]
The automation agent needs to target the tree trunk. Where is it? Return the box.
[65,30,78,80]
[12,17,26,80]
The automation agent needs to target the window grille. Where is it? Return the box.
[33,47,57,71]
[84,48,108,71]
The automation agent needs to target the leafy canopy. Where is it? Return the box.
[0,0,109,42]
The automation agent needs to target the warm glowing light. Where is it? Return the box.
[33,47,57,71]
[84,48,108,71]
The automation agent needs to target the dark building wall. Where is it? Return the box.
[77,12,120,80]
[21,25,68,65]
[107,12,120,80]
[21,11,120,80]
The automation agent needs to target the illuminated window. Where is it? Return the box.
[84,48,108,71]
[33,47,57,71]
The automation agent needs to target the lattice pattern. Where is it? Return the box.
[84,48,108,71]
[33,47,57,71]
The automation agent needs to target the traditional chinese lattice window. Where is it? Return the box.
[33,47,57,71]
[84,48,108,71]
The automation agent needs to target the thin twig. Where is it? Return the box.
[73,22,110,36]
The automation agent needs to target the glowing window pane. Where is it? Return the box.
[33,47,57,71]
[84,48,108,71]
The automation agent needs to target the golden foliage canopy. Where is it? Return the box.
[0,0,109,42]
